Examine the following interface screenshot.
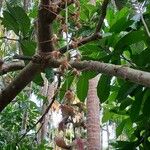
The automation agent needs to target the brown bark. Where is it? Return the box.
[0,62,25,75]
[87,76,100,150]
[71,61,150,87]
[39,79,49,142]
[0,0,109,112]
[0,62,42,112]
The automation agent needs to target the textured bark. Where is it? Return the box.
[37,0,58,53]
[71,61,150,87]
[0,62,42,112]
[39,79,49,142]
[87,76,100,150]
[106,123,109,149]
[0,62,25,75]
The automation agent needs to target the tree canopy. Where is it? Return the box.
[0,0,150,149]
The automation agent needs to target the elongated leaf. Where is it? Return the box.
[97,75,111,103]
[6,3,30,36]
[21,40,36,56]
[117,82,138,102]
[33,74,44,86]
[109,7,133,33]
[116,119,127,138]
[114,30,146,55]
[142,89,150,118]
[120,97,133,110]
[130,90,143,122]
[1,11,19,35]
[45,68,54,83]
[77,75,88,102]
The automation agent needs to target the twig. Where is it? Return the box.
[0,62,25,75]
[13,54,32,61]
[95,0,110,33]
[59,0,110,54]
[141,15,150,38]
[0,36,19,41]
[59,33,102,54]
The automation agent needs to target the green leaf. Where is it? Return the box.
[109,7,133,33]
[131,48,150,67]
[1,11,19,35]
[45,68,54,83]
[59,73,75,101]
[114,30,146,55]
[77,74,88,102]
[117,82,138,102]
[20,40,36,56]
[142,89,150,118]
[102,108,113,123]
[130,90,143,122]
[33,74,44,86]
[97,75,111,103]
[120,97,133,110]
[76,71,97,102]
[6,3,30,36]
[130,41,145,55]
[116,118,128,138]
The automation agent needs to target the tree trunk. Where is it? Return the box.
[106,123,110,149]
[37,80,55,143]
[0,0,3,11]
[87,76,101,150]
[23,0,30,11]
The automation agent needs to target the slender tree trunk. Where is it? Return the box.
[21,85,32,134]
[0,0,3,11]
[23,0,30,11]
[87,76,101,150]
[100,128,103,150]
[37,80,55,143]
[21,110,28,133]
[106,123,110,149]
[37,79,48,142]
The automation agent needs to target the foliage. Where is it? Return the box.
[0,0,150,149]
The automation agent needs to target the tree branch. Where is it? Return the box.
[95,0,110,33]
[59,0,110,54]
[0,36,19,41]
[59,32,102,53]
[0,62,42,112]
[1,55,150,112]
[71,61,150,87]
[0,62,25,75]
[38,0,55,53]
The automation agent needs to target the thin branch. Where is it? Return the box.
[59,0,110,54]
[0,36,19,41]
[13,54,32,61]
[141,15,150,38]
[95,0,110,33]
[0,62,25,75]
[59,32,102,54]
[0,61,42,112]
